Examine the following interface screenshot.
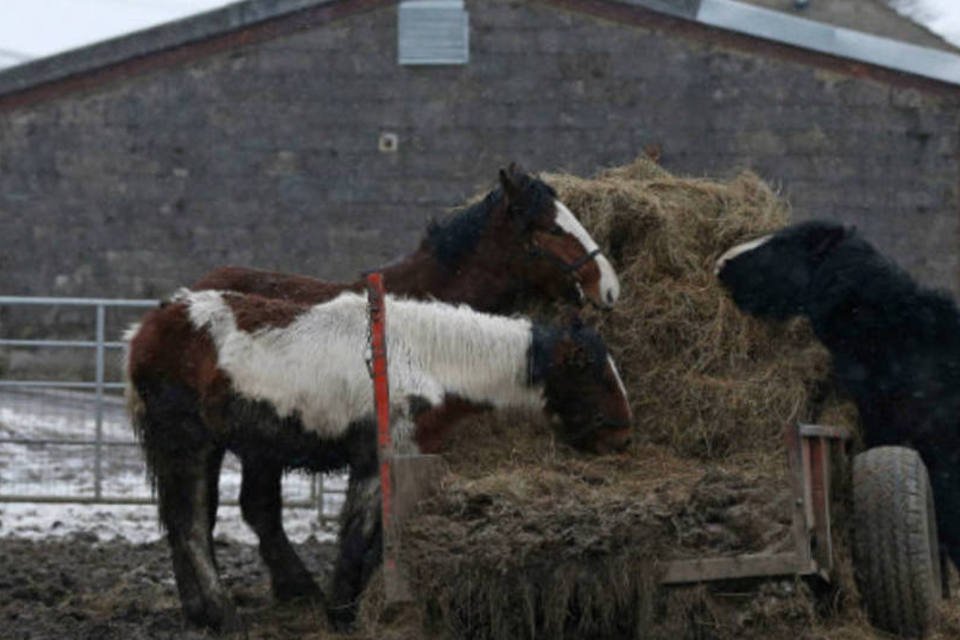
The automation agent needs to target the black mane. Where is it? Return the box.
[528,323,608,384]
[424,177,558,268]
[425,189,502,268]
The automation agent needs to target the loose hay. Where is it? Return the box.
[547,157,847,459]
[390,157,874,639]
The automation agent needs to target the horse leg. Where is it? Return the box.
[928,459,960,572]
[327,468,382,631]
[239,459,322,601]
[157,445,240,632]
[205,447,225,572]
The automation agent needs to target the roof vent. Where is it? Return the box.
[398,0,469,66]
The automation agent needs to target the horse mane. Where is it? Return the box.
[173,290,542,425]
[811,229,929,314]
[425,189,503,268]
[424,176,558,268]
[386,296,540,407]
[528,323,608,385]
[810,229,960,341]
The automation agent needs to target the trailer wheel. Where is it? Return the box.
[852,446,941,638]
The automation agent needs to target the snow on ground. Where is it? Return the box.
[0,502,336,545]
[0,388,345,544]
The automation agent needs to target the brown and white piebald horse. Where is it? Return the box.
[181,164,622,624]
[126,290,632,631]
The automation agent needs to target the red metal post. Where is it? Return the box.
[366,273,399,582]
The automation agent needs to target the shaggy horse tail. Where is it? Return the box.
[121,321,156,490]
[122,303,221,506]
[122,322,145,430]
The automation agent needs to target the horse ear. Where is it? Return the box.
[499,167,520,202]
[499,162,528,212]
[566,333,592,369]
[508,161,527,177]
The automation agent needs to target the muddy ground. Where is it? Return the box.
[3,531,960,640]
[0,534,340,640]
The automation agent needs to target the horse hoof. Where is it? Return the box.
[326,604,357,633]
[219,609,245,635]
[274,578,324,603]
[185,605,244,635]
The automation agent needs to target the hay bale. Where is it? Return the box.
[546,157,852,458]
[392,157,865,639]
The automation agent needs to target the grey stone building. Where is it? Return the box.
[0,0,958,301]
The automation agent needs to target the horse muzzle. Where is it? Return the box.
[593,425,632,454]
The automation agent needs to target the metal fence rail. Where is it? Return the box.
[0,296,345,523]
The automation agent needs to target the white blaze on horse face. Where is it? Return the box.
[553,199,620,308]
[714,234,774,276]
[606,355,631,419]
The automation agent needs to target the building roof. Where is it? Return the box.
[0,0,338,98]
[0,47,32,71]
[1,0,959,105]
[736,0,958,53]
[696,0,960,85]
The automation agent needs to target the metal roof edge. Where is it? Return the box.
[0,0,332,98]
[620,0,701,20]
[2,0,959,102]
[696,0,960,87]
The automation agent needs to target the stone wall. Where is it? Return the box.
[0,0,957,311]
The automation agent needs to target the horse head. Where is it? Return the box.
[715,220,851,320]
[531,314,632,454]
[496,163,621,309]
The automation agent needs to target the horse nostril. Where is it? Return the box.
[606,290,614,305]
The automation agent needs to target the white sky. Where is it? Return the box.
[0,0,957,67]
[890,0,960,45]
[0,0,233,62]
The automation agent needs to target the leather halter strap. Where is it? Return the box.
[529,245,602,273]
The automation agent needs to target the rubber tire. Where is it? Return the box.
[852,446,941,638]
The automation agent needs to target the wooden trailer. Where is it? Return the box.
[365,274,947,637]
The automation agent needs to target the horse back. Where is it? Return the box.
[191,265,360,305]
[127,301,227,400]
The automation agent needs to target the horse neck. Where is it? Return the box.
[373,229,521,314]
[386,298,544,410]
[807,248,919,356]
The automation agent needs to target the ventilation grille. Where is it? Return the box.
[398,0,469,66]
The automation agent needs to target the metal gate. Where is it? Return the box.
[0,296,344,523]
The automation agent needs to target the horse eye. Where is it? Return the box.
[549,224,565,236]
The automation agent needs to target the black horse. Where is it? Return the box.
[715,220,960,571]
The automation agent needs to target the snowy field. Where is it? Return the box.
[0,388,342,544]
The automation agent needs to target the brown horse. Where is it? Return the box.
[126,290,632,631]
[192,163,620,311]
